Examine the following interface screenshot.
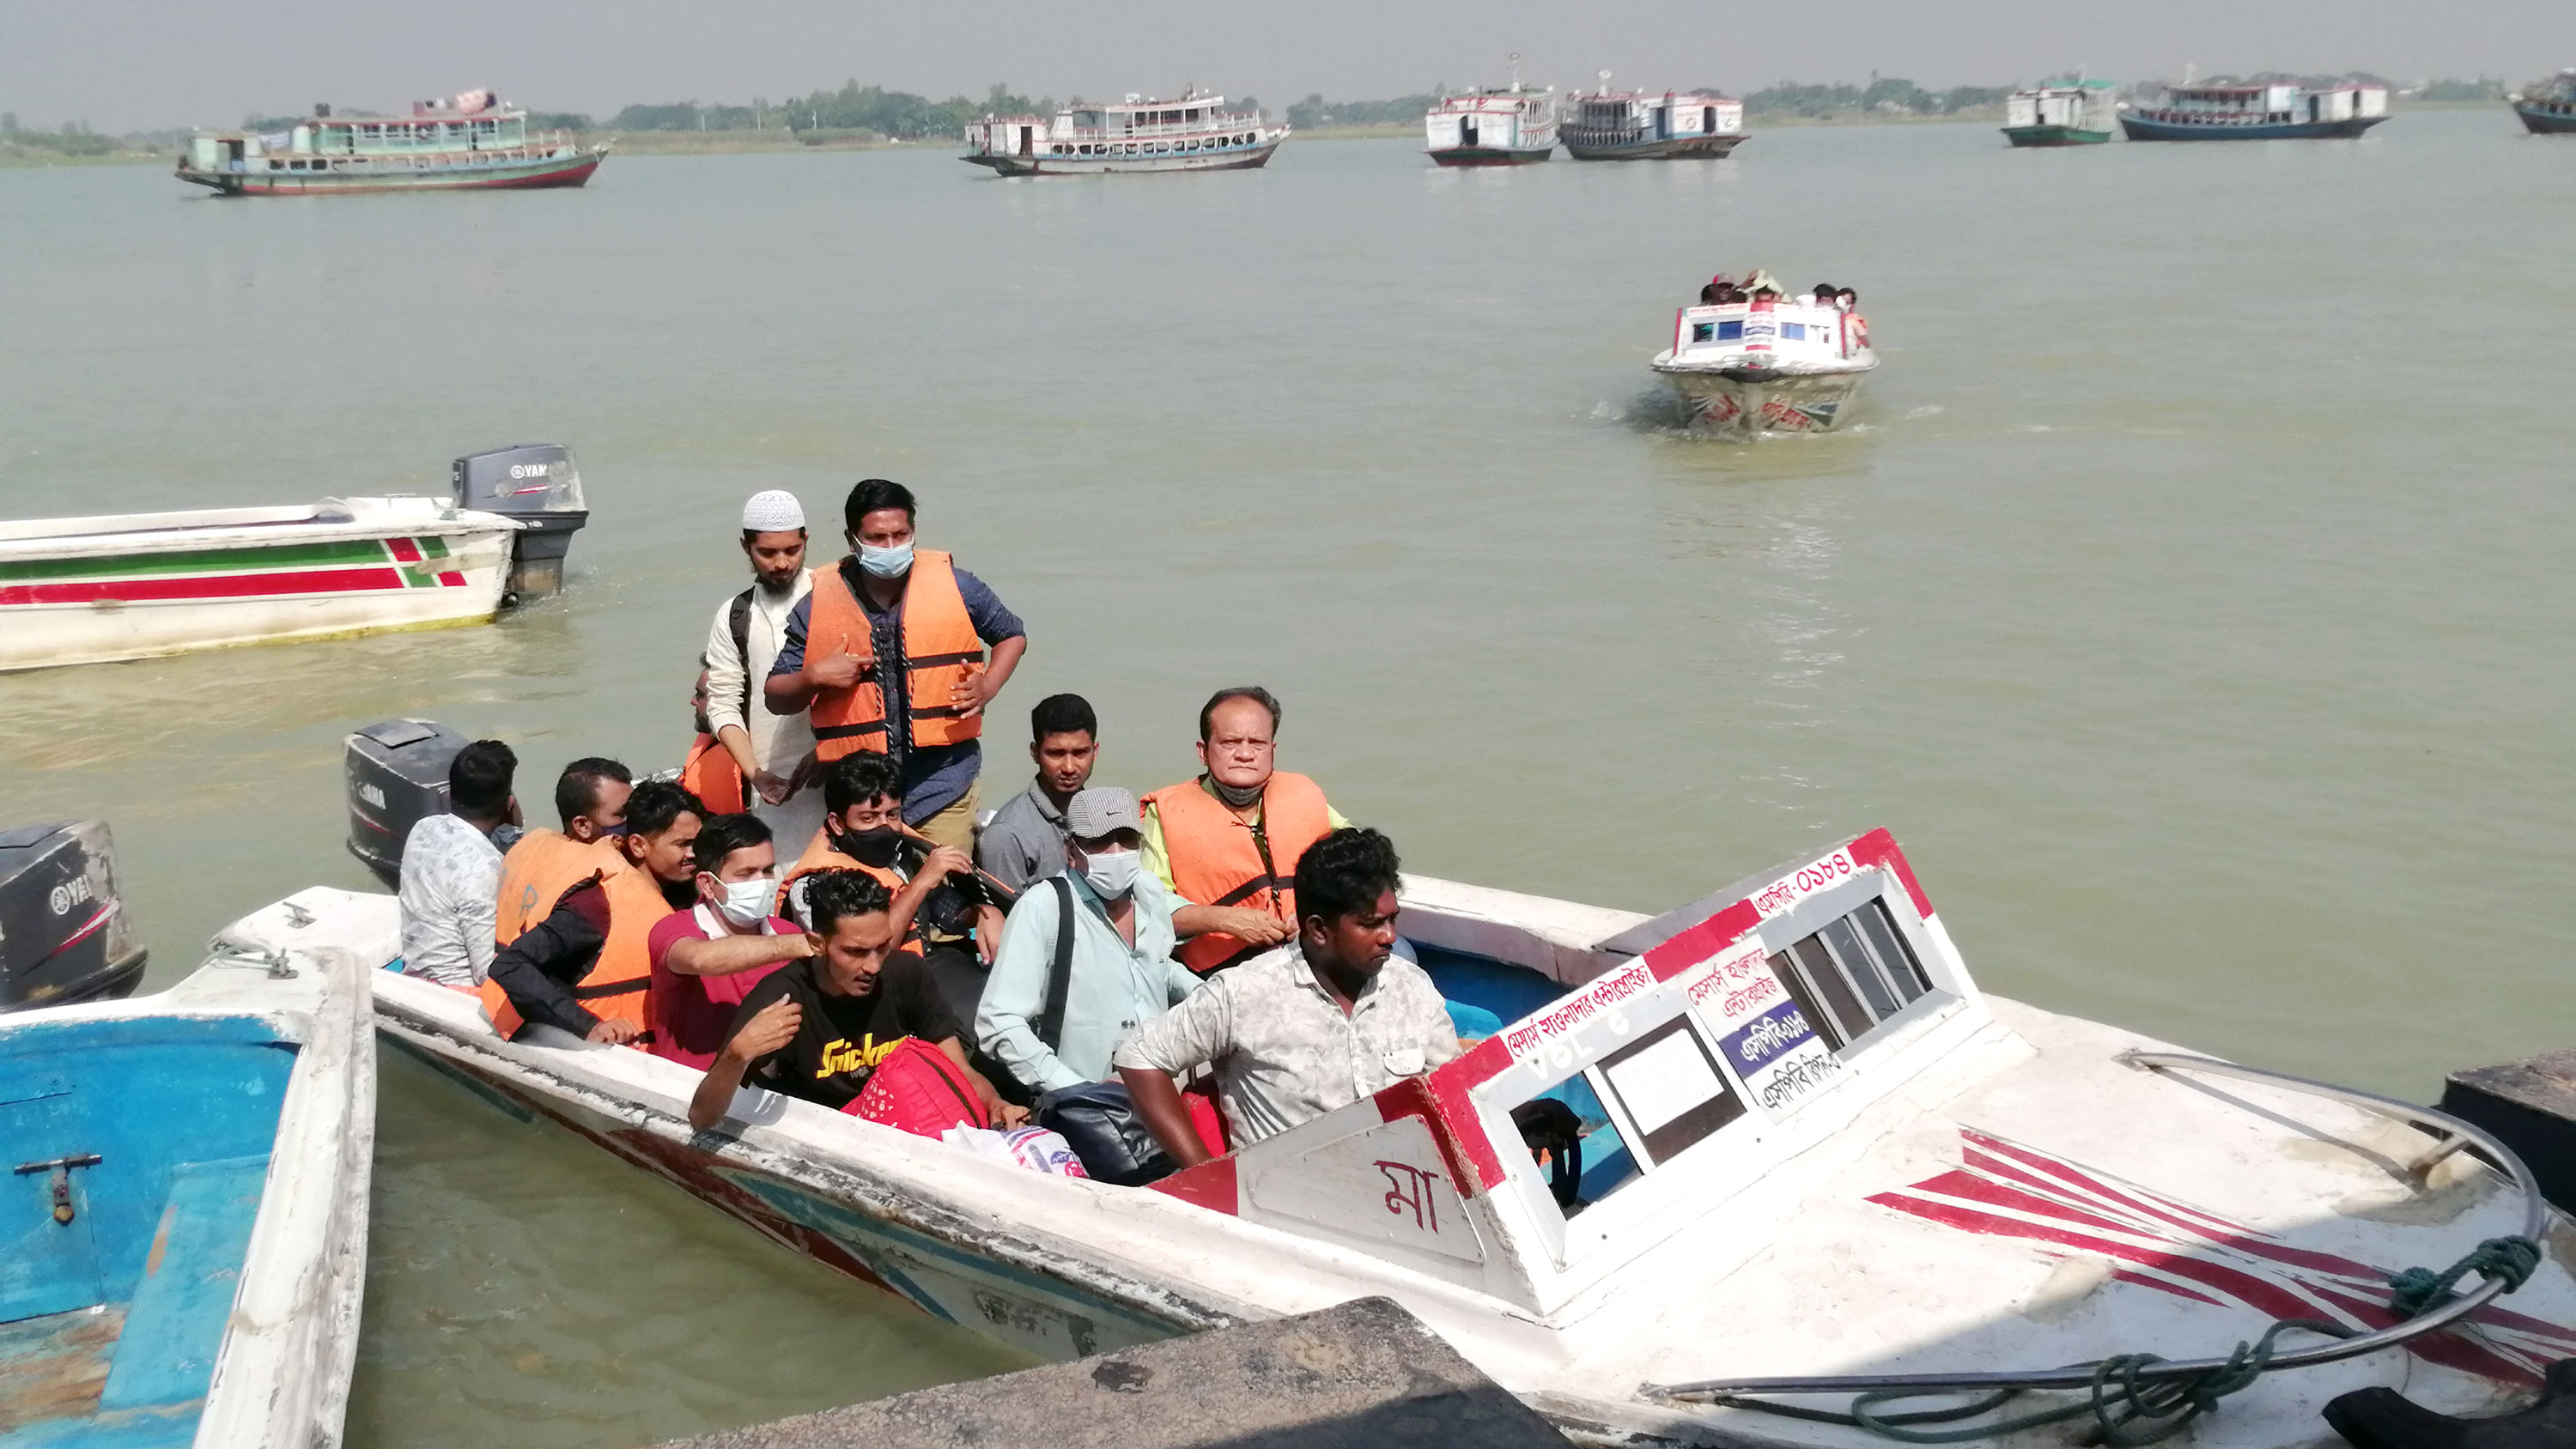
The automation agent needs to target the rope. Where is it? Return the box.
[2387,1235,2543,1319]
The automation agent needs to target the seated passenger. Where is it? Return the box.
[398,737,519,989]
[1114,828,1461,1159]
[647,810,813,1070]
[483,780,703,1046]
[1811,282,1838,306]
[975,787,1200,1097]
[678,664,748,815]
[688,870,1025,1131]
[975,693,1100,896]
[776,753,977,950]
[1743,268,1784,300]
[1141,687,1352,976]
[1837,286,1859,312]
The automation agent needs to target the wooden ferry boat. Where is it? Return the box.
[963,88,1285,176]
[2509,70,2576,134]
[0,919,373,1446]
[336,819,2576,1448]
[176,90,606,196]
[2002,79,2117,146]
[2119,81,2389,140]
[1425,74,1558,166]
[1654,294,1877,436]
[1563,83,1745,160]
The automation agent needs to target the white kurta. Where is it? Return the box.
[701,570,826,848]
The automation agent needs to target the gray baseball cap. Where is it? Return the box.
[1065,787,1141,842]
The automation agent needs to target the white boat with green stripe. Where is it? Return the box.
[0,495,519,672]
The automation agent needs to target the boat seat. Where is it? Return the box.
[95,1155,269,1414]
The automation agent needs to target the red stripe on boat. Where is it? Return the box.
[437,570,466,587]
[386,537,422,563]
[1,567,410,606]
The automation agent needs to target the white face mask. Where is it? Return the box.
[1078,847,1140,900]
[713,875,775,927]
[857,539,914,579]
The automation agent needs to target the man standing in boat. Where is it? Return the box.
[1142,687,1348,975]
[763,479,1026,855]
[700,490,821,845]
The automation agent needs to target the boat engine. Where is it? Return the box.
[452,442,588,600]
[345,718,468,885]
[0,821,148,1009]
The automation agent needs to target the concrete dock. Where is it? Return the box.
[658,1296,1571,1449]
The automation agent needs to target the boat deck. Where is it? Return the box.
[0,1307,125,1436]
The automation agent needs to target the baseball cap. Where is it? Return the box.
[1065,787,1141,842]
[740,490,805,532]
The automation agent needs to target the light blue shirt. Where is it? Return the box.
[975,870,1200,1095]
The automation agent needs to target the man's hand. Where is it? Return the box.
[752,768,795,806]
[991,1100,1030,1128]
[916,845,972,885]
[804,632,872,691]
[1211,907,1293,947]
[949,664,993,720]
[799,931,826,960]
[974,903,1005,965]
[725,997,802,1063]
[586,1016,641,1046]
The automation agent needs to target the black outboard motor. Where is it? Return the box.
[345,718,468,885]
[0,821,148,1009]
[452,443,587,599]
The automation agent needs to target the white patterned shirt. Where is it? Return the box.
[1111,946,1461,1147]
[397,813,504,988]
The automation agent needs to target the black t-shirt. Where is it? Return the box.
[722,952,963,1112]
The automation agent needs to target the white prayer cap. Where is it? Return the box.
[740,490,805,532]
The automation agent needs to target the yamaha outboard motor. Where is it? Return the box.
[452,443,587,599]
[345,718,468,885]
[0,821,147,1009]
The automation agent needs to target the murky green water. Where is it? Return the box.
[3,110,2572,1444]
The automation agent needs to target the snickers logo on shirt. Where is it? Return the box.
[817,1034,905,1079]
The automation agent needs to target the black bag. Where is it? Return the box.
[1031,878,1176,1185]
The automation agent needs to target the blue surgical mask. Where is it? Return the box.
[858,540,914,579]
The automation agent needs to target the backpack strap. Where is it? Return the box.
[1034,876,1075,1052]
[727,586,755,671]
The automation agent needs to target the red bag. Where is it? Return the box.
[844,1037,986,1137]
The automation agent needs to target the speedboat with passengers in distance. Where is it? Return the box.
[340,817,2576,1448]
[1654,293,1876,435]
[1563,80,1745,160]
[2119,80,2389,140]
[0,906,373,1446]
[962,87,1286,175]
[1425,64,1558,166]
[0,444,587,672]
[175,88,606,196]
[2002,78,2117,146]
[2509,70,2576,134]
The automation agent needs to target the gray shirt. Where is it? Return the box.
[1111,946,1463,1148]
[976,780,1071,895]
[975,872,1198,1094]
[397,813,503,988]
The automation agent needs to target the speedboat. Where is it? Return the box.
[0,904,374,1446]
[337,828,2573,1446]
[1653,294,1877,435]
[0,444,586,672]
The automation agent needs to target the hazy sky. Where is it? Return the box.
[5,0,2570,132]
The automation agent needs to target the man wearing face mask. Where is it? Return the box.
[702,490,823,846]
[1142,687,1352,976]
[775,753,972,953]
[763,477,1028,856]
[493,756,635,947]
[975,788,1201,1099]
[483,780,704,1046]
[647,811,818,1070]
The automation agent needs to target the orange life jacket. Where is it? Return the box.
[494,828,629,948]
[1144,773,1333,975]
[680,733,746,814]
[774,826,908,927]
[479,865,677,1040]
[804,551,987,762]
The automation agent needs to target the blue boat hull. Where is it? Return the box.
[2513,101,2576,135]
[2118,113,2388,141]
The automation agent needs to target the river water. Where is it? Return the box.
[3,109,2571,1444]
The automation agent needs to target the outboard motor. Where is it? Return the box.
[0,821,147,1009]
[344,718,467,885]
[452,443,588,599]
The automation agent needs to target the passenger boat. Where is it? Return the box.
[2002,79,2117,146]
[2509,70,2576,134]
[349,823,2576,1447]
[0,445,588,673]
[1562,83,1745,160]
[175,90,606,196]
[1425,71,1558,166]
[2119,81,2390,140]
[962,88,1285,176]
[0,907,374,1446]
[1653,294,1877,435]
